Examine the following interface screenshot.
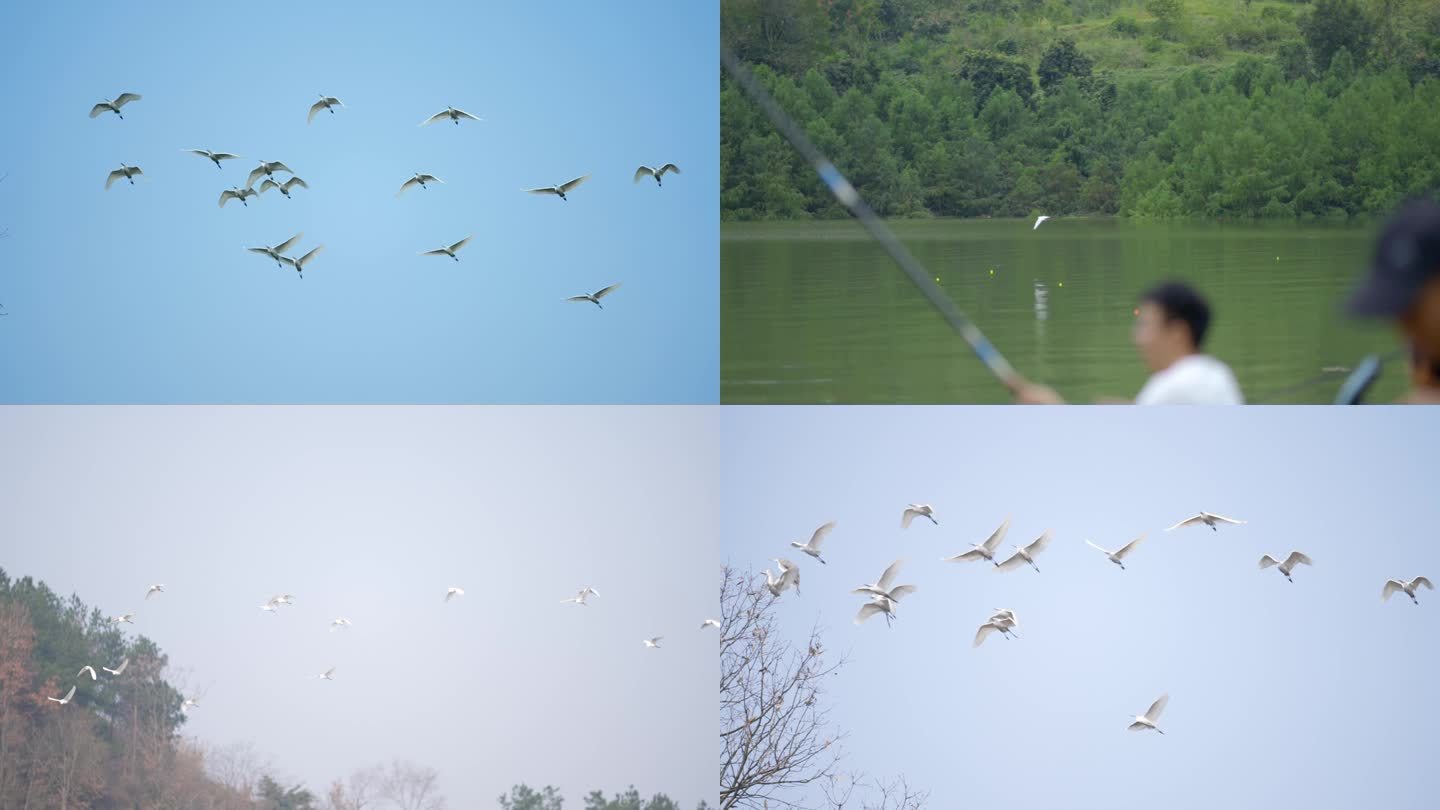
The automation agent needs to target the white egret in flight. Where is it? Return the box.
[419,106,481,126]
[1166,512,1246,532]
[943,517,1009,565]
[1128,694,1170,735]
[397,173,444,197]
[633,164,680,187]
[1382,576,1433,604]
[184,149,240,169]
[901,504,937,528]
[1259,551,1313,583]
[48,685,77,705]
[219,187,259,208]
[105,164,142,189]
[245,161,294,189]
[103,658,129,676]
[246,233,303,267]
[419,236,471,262]
[258,176,308,199]
[280,245,324,279]
[525,174,590,201]
[789,521,834,564]
[996,530,1052,573]
[308,94,344,124]
[1085,535,1146,570]
[90,93,141,120]
[567,283,621,309]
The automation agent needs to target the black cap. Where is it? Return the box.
[1347,198,1440,317]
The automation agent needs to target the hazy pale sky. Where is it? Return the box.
[0,0,717,403]
[0,406,718,806]
[721,406,1438,810]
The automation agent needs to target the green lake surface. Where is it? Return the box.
[722,218,1406,404]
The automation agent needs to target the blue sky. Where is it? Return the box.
[0,406,718,806]
[722,407,1438,810]
[0,0,716,403]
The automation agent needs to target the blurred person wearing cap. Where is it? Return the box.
[1347,197,1440,403]
[1014,281,1244,405]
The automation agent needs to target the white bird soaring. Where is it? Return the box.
[771,558,801,596]
[567,283,622,309]
[1382,576,1433,604]
[90,93,141,120]
[1259,551,1313,583]
[280,245,324,279]
[996,530,1052,573]
[643,637,663,649]
[110,614,134,625]
[259,176,308,199]
[246,233,304,267]
[330,618,353,631]
[219,186,259,208]
[265,594,297,608]
[445,586,465,602]
[525,174,590,201]
[78,665,97,680]
[48,685,77,705]
[634,164,680,187]
[308,94,344,124]
[973,611,1020,647]
[420,236,471,262]
[943,517,1010,565]
[105,164,143,189]
[1166,512,1246,532]
[701,618,721,630]
[1033,215,1050,230]
[789,521,835,564]
[901,504,937,528]
[854,594,908,626]
[853,560,916,626]
[419,106,482,126]
[102,658,129,676]
[316,667,336,680]
[145,584,165,599]
[1086,535,1146,570]
[184,149,241,169]
[245,161,294,189]
[1128,694,1170,735]
[561,587,600,606]
[397,173,444,197]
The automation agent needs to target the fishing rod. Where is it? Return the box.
[721,46,1022,392]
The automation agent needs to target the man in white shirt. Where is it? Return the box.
[1015,281,1244,404]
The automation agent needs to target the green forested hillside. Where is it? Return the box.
[721,0,1440,220]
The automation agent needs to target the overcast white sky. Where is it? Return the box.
[0,406,717,807]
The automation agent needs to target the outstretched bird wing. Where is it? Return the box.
[1413,576,1434,591]
[452,108,481,121]
[1258,555,1280,569]
[218,190,239,208]
[943,547,988,563]
[1085,539,1113,556]
[1165,514,1205,531]
[854,602,887,625]
[1024,530,1052,555]
[657,163,680,176]
[808,521,836,549]
[113,93,141,108]
[1115,535,1145,558]
[633,166,655,183]
[1145,694,1170,722]
[246,166,267,188]
[995,550,1028,572]
[397,177,420,197]
[560,174,591,192]
[419,110,449,126]
[525,186,559,195]
[876,559,904,591]
[566,295,592,303]
[1204,512,1245,525]
[273,233,304,255]
[448,236,472,253]
[1285,551,1313,568]
[981,517,1011,551]
[89,103,110,118]
[285,177,308,191]
[973,622,999,647]
[259,179,280,193]
[295,245,324,267]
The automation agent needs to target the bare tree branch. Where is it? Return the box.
[719,565,847,810]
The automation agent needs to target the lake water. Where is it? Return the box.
[722,218,1407,404]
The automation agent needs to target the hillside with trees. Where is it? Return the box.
[721,0,1440,220]
[0,569,707,809]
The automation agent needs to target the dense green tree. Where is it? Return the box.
[1038,38,1093,91]
[1300,0,1376,71]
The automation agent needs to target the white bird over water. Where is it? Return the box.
[219,187,259,208]
[561,587,600,606]
[419,236,471,262]
[1085,535,1146,570]
[419,106,482,126]
[103,658,129,676]
[1033,215,1050,230]
[316,667,336,681]
[105,164,143,189]
[525,174,590,201]
[48,685,77,705]
[280,245,324,279]
[701,618,720,630]
[247,233,303,267]
[145,584,165,599]
[307,94,345,124]
[996,530,1052,573]
[397,173,444,197]
[1128,693,1170,735]
[1259,551,1313,582]
[901,504,938,528]
[567,283,622,309]
[445,586,465,602]
[634,164,680,187]
[90,92,141,120]
[643,637,663,649]
[110,614,134,625]
[245,161,294,189]
[78,665,97,680]
[789,521,835,564]
[1166,512,1246,532]
[943,517,1010,566]
[184,149,241,169]
[259,176,308,199]
[330,618,352,631]
[1382,576,1433,604]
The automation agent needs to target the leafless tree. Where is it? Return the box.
[325,763,381,810]
[720,565,847,810]
[821,772,929,810]
[378,759,447,810]
[203,739,269,801]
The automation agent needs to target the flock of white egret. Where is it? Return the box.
[88,90,678,299]
[759,505,1431,736]
[44,579,722,711]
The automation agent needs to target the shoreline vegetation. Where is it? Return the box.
[720,0,1440,222]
